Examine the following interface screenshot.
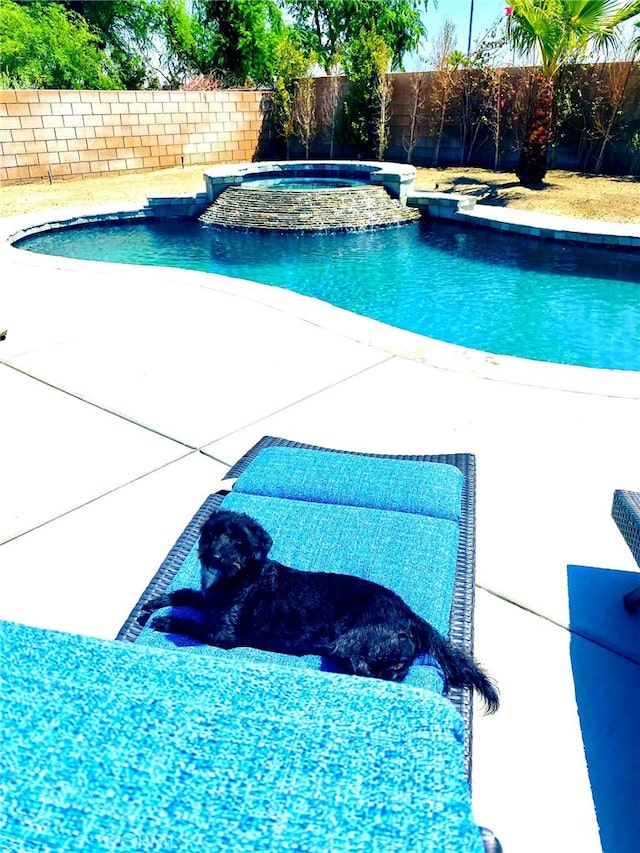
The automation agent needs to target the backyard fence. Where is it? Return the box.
[301,63,640,175]
[1,62,639,187]
[0,88,270,185]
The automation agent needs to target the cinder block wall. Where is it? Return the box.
[0,89,270,185]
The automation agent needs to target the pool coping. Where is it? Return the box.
[407,189,640,247]
[1,199,639,401]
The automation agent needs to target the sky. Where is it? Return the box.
[413,0,639,68]
[422,0,509,57]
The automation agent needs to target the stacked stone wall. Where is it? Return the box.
[199,184,420,231]
[0,88,270,185]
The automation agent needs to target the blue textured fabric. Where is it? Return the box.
[233,447,463,521]
[0,620,484,853]
[221,493,459,632]
[137,493,460,693]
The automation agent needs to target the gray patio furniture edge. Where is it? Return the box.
[612,489,640,612]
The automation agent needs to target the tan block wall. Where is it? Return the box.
[0,89,270,186]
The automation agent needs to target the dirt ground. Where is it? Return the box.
[415,166,640,223]
[1,163,639,223]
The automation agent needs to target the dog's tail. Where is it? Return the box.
[416,619,499,714]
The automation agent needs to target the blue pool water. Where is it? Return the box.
[18,218,640,370]
[243,177,366,190]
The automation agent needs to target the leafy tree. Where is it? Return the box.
[153,0,198,87]
[424,18,459,167]
[507,0,640,185]
[61,1,165,87]
[590,40,640,171]
[10,0,194,88]
[404,70,429,163]
[292,64,317,157]
[341,25,392,158]
[0,0,118,88]
[481,65,512,170]
[285,0,428,74]
[44,0,288,89]
[373,53,393,159]
[447,15,513,166]
[271,31,311,156]
[187,0,285,86]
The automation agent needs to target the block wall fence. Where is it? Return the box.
[307,66,640,174]
[2,64,639,187]
[0,88,272,186]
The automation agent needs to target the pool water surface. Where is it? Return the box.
[18,218,640,371]
[242,177,367,190]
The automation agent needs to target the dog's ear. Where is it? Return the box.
[244,517,273,565]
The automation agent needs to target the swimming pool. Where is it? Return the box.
[18,217,640,371]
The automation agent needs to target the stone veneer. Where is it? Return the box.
[199,161,420,231]
[199,185,421,231]
[0,89,269,185]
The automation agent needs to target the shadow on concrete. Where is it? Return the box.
[568,564,640,852]
[447,176,529,206]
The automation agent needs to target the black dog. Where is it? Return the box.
[141,509,499,713]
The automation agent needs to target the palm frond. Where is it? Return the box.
[610,0,640,25]
[509,0,640,75]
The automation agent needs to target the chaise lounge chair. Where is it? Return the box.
[0,436,500,852]
[612,489,640,612]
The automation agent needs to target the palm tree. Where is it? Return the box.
[507,0,640,185]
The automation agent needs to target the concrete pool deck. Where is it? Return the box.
[1,201,640,852]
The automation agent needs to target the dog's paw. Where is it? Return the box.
[137,608,152,626]
[150,614,173,633]
[138,596,166,626]
[141,594,171,612]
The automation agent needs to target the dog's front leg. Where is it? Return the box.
[138,589,203,625]
[150,614,212,644]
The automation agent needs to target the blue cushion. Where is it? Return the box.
[232,447,463,521]
[221,493,459,631]
[137,493,459,693]
[0,620,484,853]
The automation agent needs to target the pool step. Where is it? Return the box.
[198,185,421,231]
